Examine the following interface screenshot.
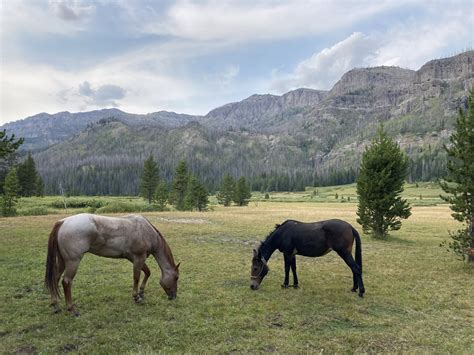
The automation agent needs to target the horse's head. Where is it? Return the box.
[160,262,180,300]
[250,247,268,290]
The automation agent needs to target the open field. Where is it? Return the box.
[1,201,473,353]
[14,182,445,217]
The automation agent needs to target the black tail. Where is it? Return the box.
[351,226,362,273]
[45,221,64,299]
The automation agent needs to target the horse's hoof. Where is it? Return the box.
[138,291,145,298]
[67,306,80,317]
[292,284,299,289]
[281,284,289,289]
[351,288,357,293]
[358,292,364,298]
[134,295,144,304]
[53,307,62,314]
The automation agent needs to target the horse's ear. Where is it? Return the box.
[253,249,258,258]
[257,248,262,258]
[176,262,181,270]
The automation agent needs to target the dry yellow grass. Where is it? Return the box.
[1,202,473,353]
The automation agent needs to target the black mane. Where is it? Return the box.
[260,220,297,249]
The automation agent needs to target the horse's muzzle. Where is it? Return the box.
[250,281,260,290]
[168,293,177,300]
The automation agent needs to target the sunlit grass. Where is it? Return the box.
[1,202,472,353]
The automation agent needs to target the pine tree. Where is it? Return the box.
[1,167,20,217]
[195,180,209,212]
[170,160,189,210]
[154,180,169,211]
[184,175,209,211]
[17,153,38,197]
[36,175,45,197]
[216,174,235,206]
[0,130,23,194]
[233,176,252,206]
[440,91,474,262]
[140,155,159,204]
[356,125,411,238]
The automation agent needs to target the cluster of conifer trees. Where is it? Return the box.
[140,157,209,211]
[0,132,45,216]
[139,157,253,210]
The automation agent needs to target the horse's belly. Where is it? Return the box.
[298,248,332,257]
[89,237,128,258]
[89,246,125,258]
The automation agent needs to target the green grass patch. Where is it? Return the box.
[0,202,472,353]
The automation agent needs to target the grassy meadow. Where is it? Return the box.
[1,186,473,353]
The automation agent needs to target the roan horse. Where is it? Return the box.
[250,219,365,297]
[45,213,179,316]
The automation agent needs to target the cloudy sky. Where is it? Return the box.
[1,0,473,124]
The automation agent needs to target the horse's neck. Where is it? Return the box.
[153,235,175,274]
[261,235,279,261]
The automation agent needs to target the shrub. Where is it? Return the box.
[19,207,49,216]
[50,198,105,209]
[96,202,138,214]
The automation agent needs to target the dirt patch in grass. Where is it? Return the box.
[13,345,37,354]
[157,217,212,224]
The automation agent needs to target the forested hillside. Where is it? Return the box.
[2,51,473,195]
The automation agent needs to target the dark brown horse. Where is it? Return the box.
[250,219,365,297]
[45,213,179,316]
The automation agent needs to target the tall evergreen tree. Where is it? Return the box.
[36,175,45,197]
[140,155,159,204]
[233,176,252,206]
[356,125,411,238]
[154,180,169,211]
[440,91,474,262]
[170,160,189,210]
[184,175,209,211]
[0,130,23,194]
[1,167,20,217]
[216,174,235,206]
[17,153,38,197]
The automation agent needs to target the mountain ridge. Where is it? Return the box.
[2,50,473,194]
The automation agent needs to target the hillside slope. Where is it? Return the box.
[2,51,473,194]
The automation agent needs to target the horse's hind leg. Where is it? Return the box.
[138,263,151,299]
[62,259,81,316]
[50,257,65,313]
[336,250,364,298]
[290,257,299,288]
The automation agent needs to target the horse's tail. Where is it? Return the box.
[351,226,362,273]
[45,221,64,299]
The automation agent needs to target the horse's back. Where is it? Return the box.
[279,219,354,256]
[56,213,155,259]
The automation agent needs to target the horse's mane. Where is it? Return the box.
[260,219,300,249]
[260,222,286,249]
[143,216,176,265]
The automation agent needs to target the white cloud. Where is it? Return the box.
[146,0,410,42]
[49,0,96,22]
[77,81,126,106]
[271,32,377,92]
[270,7,474,93]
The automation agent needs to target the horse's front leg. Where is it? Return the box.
[281,254,291,288]
[290,256,299,288]
[132,256,146,304]
[138,263,151,299]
